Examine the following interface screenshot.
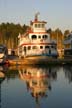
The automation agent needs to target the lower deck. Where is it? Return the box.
[18,44,58,58]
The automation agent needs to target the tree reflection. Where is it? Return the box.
[63,65,72,83]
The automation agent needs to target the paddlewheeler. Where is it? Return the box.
[18,13,58,60]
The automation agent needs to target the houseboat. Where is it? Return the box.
[64,33,72,58]
[18,13,58,59]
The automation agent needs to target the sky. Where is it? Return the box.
[0,0,72,32]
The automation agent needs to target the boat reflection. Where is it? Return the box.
[18,66,58,107]
[0,65,72,108]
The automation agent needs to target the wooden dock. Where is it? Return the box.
[8,57,72,66]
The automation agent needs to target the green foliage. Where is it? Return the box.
[64,30,70,39]
[0,22,71,50]
[0,23,28,48]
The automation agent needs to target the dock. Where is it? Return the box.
[8,57,72,66]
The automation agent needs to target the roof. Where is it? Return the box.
[32,21,47,24]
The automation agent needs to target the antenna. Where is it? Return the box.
[35,12,40,21]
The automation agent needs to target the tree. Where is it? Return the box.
[64,30,70,39]
[0,23,28,49]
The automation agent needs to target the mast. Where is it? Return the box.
[34,12,40,21]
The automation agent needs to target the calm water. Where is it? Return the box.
[0,65,72,108]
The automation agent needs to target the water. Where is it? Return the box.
[0,65,72,108]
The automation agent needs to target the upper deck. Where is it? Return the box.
[18,13,50,46]
[30,12,47,33]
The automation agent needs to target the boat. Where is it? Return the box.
[0,44,8,64]
[63,33,72,58]
[18,13,58,60]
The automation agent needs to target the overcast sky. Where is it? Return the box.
[0,0,72,32]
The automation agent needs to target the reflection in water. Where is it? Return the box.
[0,65,6,108]
[63,65,72,83]
[19,66,58,108]
[0,65,59,108]
[0,65,19,108]
[0,65,72,108]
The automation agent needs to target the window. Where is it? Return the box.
[51,45,56,49]
[45,46,49,49]
[40,46,43,49]
[19,47,22,53]
[35,24,37,28]
[38,35,41,38]
[32,46,37,49]
[32,35,37,39]
[51,46,53,48]
[43,35,44,38]
[28,46,31,50]
[42,35,48,39]
[42,24,44,28]
[24,47,26,51]
[38,24,40,28]
[0,48,3,53]
[45,35,48,38]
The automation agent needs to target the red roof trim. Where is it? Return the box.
[31,21,47,23]
[18,43,56,47]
